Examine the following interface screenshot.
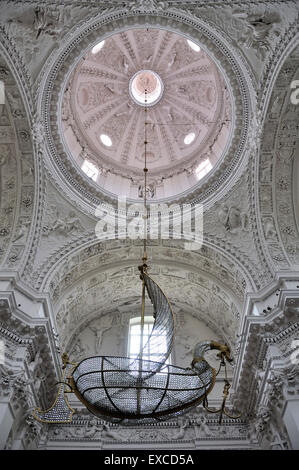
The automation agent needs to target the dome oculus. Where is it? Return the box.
[100,134,112,147]
[187,39,201,52]
[184,132,196,145]
[129,70,164,106]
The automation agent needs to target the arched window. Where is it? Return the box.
[195,159,212,180]
[81,160,99,181]
[128,316,171,364]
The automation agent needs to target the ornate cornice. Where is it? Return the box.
[232,287,299,417]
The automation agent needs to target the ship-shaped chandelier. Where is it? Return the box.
[34,90,240,426]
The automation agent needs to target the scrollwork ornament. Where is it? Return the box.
[128,0,169,12]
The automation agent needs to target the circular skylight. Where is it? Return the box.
[187,40,201,52]
[92,40,105,54]
[129,70,164,106]
[100,134,112,146]
[184,132,196,145]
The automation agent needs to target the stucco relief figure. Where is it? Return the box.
[260,163,272,182]
[162,105,173,122]
[111,311,122,326]
[12,220,30,243]
[33,6,68,39]
[6,91,24,118]
[147,184,155,199]
[102,423,124,441]
[270,93,283,117]
[246,416,260,444]
[247,110,263,152]
[122,56,130,73]
[217,204,249,233]
[89,323,112,352]
[176,85,186,94]
[146,116,156,132]
[232,10,281,59]
[0,145,10,166]
[0,365,22,396]
[57,308,70,333]
[32,114,45,150]
[22,158,34,180]
[51,426,68,439]
[138,183,155,199]
[256,406,271,433]
[177,336,195,360]
[5,19,40,66]
[71,338,86,360]
[43,206,85,237]
[65,211,85,234]
[172,416,189,439]
[4,341,17,361]
[51,216,66,233]
[69,425,85,439]
[263,217,276,240]
[194,413,214,437]
[143,54,153,66]
[0,105,9,125]
[270,430,289,450]
[84,419,103,439]
[167,50,177,70]
[0,66,9,81]
[33,7,53,39]
[27,351,47,393]
[28,350,42,375]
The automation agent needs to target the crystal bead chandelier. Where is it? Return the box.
[34,89,240,426]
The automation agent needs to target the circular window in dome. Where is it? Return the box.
[92,40,105,55]
[184,132,196,145]
[187,39,200,52]
[61,28,233,201]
